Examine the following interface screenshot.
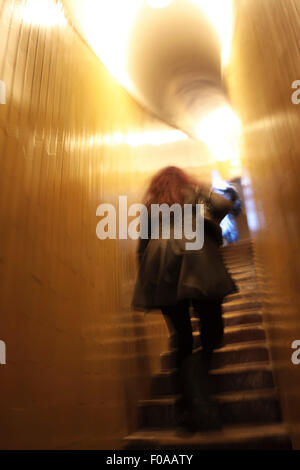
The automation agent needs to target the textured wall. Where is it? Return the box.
[0,0,222,449]
[228,0,300,449]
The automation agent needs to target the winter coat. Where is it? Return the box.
[132,185,238,311]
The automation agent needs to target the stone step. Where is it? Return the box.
[224,291,259,303]
[161,341,269,371]
[221,239,253,249]
[230,281,258,291]
[222,299,262,313]
[225,266,255,275]
[190,310,263,329]
[222,250,253,258]
[228,265,255,273]
[120,297,261,326]
[221,249,253,259]
[221,244,253,254]
[99,308,263,336]
[231,275,256,283]
[151,362,274,397]
[222,254,253,261]
[138,389,281,428]
[222,250,253,257]
[229,270,256,279]
[211,362,274,392]
[211,341,269,368]
[124,423,291,450]
[224,311,263,327]
[226,268,255,276]
[169,324,266,350]
[222,258,254,267]
[228,284,257,294]
[230,273,257,283]
[226,260,254,268]
[111,307,263,336]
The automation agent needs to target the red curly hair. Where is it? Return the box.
[143,166,203,207]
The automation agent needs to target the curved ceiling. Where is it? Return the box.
[64,0,240,162]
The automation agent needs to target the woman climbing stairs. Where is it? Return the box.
[125,240,292,449]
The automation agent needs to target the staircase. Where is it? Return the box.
[124,239,292,450]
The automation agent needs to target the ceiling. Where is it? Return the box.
[63,0,240,161]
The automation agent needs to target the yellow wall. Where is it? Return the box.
[0,0,226,449]
[228,0,300,449]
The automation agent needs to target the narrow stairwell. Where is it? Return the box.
[125,240,292,450]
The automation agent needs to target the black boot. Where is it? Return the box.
[177,352,222,432]
[174,395,198,435]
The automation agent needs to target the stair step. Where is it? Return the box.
[223,258,254,266]
[151,362,274,397]
[139,389,281,428]
[211,341,269,368]
[224,311,262,327]
[124,423,291,450]
[231,281,257,289]
[230,272,256,281]
[222,251,253,258]
[106,309,262,335]
[222,247,252,254]
[189,310,262,330]
[222,252,253,258]
[228,284,257,294]
[221,239,253,247]
[170,324,266,350]
[224,256,254,263]
[161,341,269,371]
[210,362,274,392]
[228,266,255,273]
[231,281,257,290]
[224,291,259,303]
[222,300,262,313]
[224,324,266,344]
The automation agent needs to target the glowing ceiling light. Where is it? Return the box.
[147,0,173,8]
[76,0,144,91]
[195,106,242,162]
[85,129,187,148]
[17,0,67,27]
[191,0,234,66]
[125,129,188,147]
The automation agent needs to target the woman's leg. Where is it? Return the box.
[186,299,224,430]
[192,299,224,367]
[161,299,193,370]
[161,300,195,431]
[161,299,223,431]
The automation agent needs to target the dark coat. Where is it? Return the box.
[132,185,238,311]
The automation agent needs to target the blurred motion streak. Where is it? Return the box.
[83,129,188,148]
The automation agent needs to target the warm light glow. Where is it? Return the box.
[65,0,235,105]
[71,129,188,150]
[16,0,67,27]
[76,0,144,91]
[195,106,242,162]
[147,0,173,7]
[125,129,188,146]
[191,0,234,66]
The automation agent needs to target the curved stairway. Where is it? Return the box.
[124,239,292,449]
